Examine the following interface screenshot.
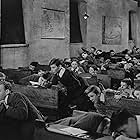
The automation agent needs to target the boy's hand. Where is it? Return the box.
[116,135,136,140]
[114,95,122,100]
[0,100,5,105]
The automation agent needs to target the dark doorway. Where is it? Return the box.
[1,0,25,44]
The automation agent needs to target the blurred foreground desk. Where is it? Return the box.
[34,124,105,140]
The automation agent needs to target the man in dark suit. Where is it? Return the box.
[0,81,44,140]
[49,58,88,117]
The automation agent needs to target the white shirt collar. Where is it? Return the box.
[4,94,9,105]
[71,67,78,72]
[74,67,79,72]
[58,67,66,78]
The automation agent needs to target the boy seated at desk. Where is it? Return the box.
[19,71,52,88]
[105,78,135,100]
[0,81,45,140]
[19,69,46,85]
[29,72,52,87]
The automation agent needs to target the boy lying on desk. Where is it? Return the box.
[48,85,111,137]
[49,111,111,136]
[29,72,52,87]
[53,108,140,140]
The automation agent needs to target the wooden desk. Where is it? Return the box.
[12,84,59,109]
[79,73,98,86]
[12,84,59,120]
[97,74,111,88]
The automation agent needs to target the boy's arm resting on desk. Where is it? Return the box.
[115,135,140,140]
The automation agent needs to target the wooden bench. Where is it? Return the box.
[79,73,98,86]
[78,73,111,88]
[3,68,32,84]
[107,68,125,80]
[95,92,140,117]
[97,74,111,88]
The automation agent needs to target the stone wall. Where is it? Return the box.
[22,0,70,65]
[1,44,29,68]
[137,7,140,48]
[1,0,140,68]
[87,0,138,52]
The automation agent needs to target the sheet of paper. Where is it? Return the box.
[29,81,40,85]
[60,127,87,136]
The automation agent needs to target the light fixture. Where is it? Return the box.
[84,12,89,19]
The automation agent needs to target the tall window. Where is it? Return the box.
[129,10,136,41]
[70,0,82,43]
[1,0,25,44]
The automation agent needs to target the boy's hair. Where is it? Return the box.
[49,58,62,67]
[110,108,135,132]
[71,57,78,62]
[110,50,115,53]
[91,47,96,50]
[0,72,6,78]
[121,78,132,87]
[64,58,71,63]
[71,59,79,65]
[0,81,12,91]
[30,62,39,67]
[42,72,51,80]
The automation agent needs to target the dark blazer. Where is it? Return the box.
[52,69,85,99]
[0,92,43,140]
[5,92,43,121]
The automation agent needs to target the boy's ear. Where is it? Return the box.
[5,89,10,95]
